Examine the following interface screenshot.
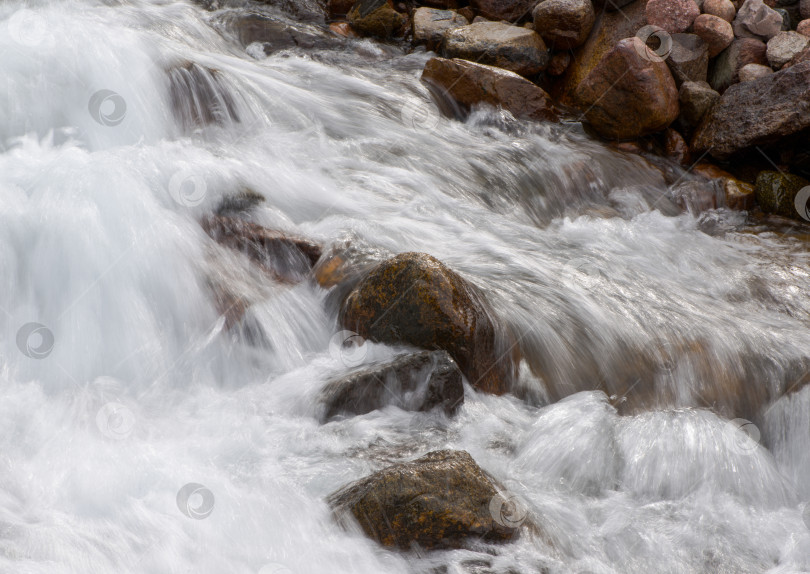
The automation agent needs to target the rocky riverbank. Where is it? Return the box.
[316,0,810,223]
[192,0,810,558]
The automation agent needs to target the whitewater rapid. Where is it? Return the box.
[1,0,810,572]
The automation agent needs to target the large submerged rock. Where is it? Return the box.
[339,252,519,395]
[328,450,527,549]
[693,61,810,159]
[421,57,556,121]
[320,350,464,421]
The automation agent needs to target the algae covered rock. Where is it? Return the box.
[754,170,810,220]
[339,252,519,395]
[327,450,528,549]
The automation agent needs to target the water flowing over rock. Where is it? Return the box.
[441,21,550,75]
[693,61,810,158]
[339,252,519,395]
[168,62,241,130]
[421,57,557,121]
[328,450,527,549]
[202,215,322,283]
[574,37,679,139]
[320,350,464,420]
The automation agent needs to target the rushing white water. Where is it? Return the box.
[1,0,809,572]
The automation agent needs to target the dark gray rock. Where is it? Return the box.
[320,351,464,421]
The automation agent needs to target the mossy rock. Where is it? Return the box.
[754,170,810,220]
[347,0,407,39]
[339,252,519,395]
[328,450,526,549]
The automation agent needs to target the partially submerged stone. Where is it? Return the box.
[328,450,527,549]
[339,252,519,395]
[421,57,556,121]
[202,215,322,283]
[320,350,464,420]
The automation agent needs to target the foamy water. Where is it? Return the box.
[1,1,809,572]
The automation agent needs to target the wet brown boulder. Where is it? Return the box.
[552,0,648,106]
[574,37,679,139]
[339,252,519,395]
[327,450,527,549]
[320,350,464,421]
[421,57,556,121]
[693,13,735,58]
[468,0,538,23]
[412,7,469,49]
[202,215,322,283]
[646,0,700,33]
[692,61,810,159]
[441,21,550,76]
[348,0,407,39]
[532,0,596,50]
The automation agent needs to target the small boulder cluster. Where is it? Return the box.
[202,197,529,552]
[325,0,810,223]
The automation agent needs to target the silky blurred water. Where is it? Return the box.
[1,0,809,572]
